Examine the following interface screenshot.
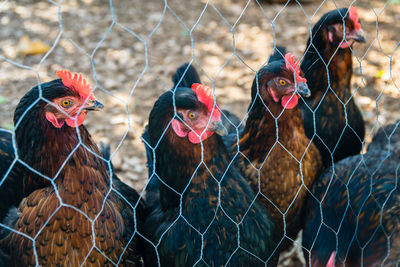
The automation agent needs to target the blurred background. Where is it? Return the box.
[0,0,399,265]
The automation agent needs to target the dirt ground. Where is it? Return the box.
[0,0,399,265]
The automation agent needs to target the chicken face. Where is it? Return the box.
[44,70,103,128]
[266,77,310,109]
[171,83,226,144]
[264,53,310,110]
[172,107,226,144]
[45,96,103,128]
[327,7,366,48]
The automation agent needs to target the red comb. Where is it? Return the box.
[284,53,307,84]
[191,83,221,118]
[56,70,94,100]
[326,251,336,267]
[349,7,361,30]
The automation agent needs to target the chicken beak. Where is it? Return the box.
[212,120,228,136]
[296,82,311,98]
[84,99,104,111]
[348,29,366,43]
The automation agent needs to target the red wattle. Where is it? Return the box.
[188,131,214,144]
[281,95,300,109]
[65,113,87,128]
[45,112,64,128]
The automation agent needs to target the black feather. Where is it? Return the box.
[172,63,201,88]
[303,130,400,266]
[143,87,279,266]
[299,7,365,167]
[268,46,287,63]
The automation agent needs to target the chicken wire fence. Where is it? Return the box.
[0,0,399,266]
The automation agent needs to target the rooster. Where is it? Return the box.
[0,71,143,266]
[302,121,400,266]
[143,83,279,266]
[299,7,366,168]
[221,48,322,249]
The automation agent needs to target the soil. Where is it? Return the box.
[0,0,399,265]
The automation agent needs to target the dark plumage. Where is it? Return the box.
[299,7,366,167]
[99,142,147,227]
[367,120,400,158]
[143,85,279,266]
[302,122,400,266]
[0,130,28,222]
[0,115,146,231]
[223,47,322,248]
[143,63,242,210]
[0,75,143,266]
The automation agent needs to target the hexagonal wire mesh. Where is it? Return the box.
[0,0,399,266]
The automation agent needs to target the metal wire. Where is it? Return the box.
[0,0,399,266]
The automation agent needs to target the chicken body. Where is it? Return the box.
[143,86,279,266]
[300,8,366,168]
[0,77,142,266]
[222,48,322,246]
[302,122,400,266]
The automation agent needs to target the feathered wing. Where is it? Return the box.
[0,130,29,222]
[303,145,400,266]
[367,120,400,158]
[143,142,279,266]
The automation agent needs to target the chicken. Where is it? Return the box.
[302,122,400,266]
[221,48,322,249]
[299,7,366,168]
[0,71,143,266]
[143,63,242,210]
[143,83,279,266]
[0,113,145,231]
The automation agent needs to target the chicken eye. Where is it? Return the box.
[279,80,287,86]
[60,99,73,108]
[338,24,344,32]
[188,112,197,120]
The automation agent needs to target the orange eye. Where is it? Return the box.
[279,80,287,86]
[339,25,344,31]
[61,99,72,107]
[188,112,196,119]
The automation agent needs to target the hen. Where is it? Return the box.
[0,71,143,266]
[143,83,279,266]
[299,7,366,167]
[302,121,400,266]
[222,48,322,248]
[143,63,242,210]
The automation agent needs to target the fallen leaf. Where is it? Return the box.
[17,35,51,56]
[375,70,385,79]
